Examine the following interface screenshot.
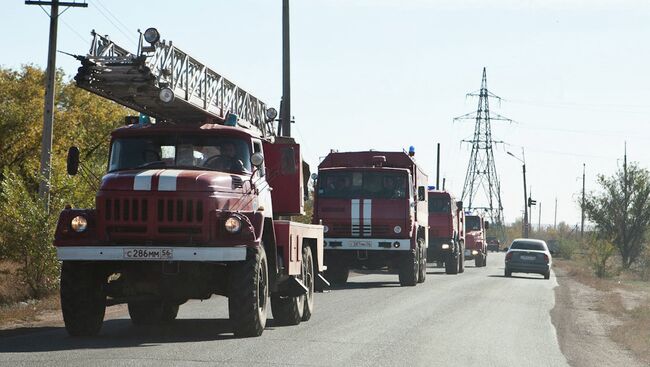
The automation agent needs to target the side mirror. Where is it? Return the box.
[417,186,426,201]
[310,173,318,181]
[250,152,264,168]
[484,221,490,230]
[456,201,463,211]
[67,146,80,176]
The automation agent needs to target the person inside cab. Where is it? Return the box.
[204,141,245,173]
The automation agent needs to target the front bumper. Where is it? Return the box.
[464,249,482,259]
[324,238,411,251]
[56,245,247,262]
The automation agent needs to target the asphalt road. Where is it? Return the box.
[0,253,569,367]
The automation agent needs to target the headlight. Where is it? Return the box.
[441,243,450,250]
[159,87,175,103]
[393,225,402,234]
[323,225,329,233]
[70,216,87,233]
[472,250,479,255]
[224,216,242,234]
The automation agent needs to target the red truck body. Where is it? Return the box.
[427,190,465,274]
[464,214,488,267]
[312,151,429,286]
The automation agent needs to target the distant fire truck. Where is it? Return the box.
[427,189,465,274]
[54,28,325,337]
[312,151,429,286]
[464,214,488,267]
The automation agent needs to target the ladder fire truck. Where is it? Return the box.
[54,28,326,337]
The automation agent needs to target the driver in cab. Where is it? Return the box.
[204,142,246,173]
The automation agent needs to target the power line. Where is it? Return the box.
[91,0,137,48]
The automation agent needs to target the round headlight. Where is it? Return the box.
[224,216,242,234]
[71,215,87,233]
[159,87,175,103]
[441,243,450,250]
[265,107,278,121]
[393,225,402,234]
[143,27,160,44]
[472,250,479,255]
[323,225,329,233]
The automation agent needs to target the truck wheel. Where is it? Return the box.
[475,255,482,268]
[505,269,512,277]
[229,246,269,337]
[483,253,488,267]
[271,247,311,326]
[417,244,426,283]
[325,261,349,285]
[458,246,465,273]
[399,249,418,286]
[302,246,315,321]
[445,254,458,275]
[60,261,106,336]
[128,301,162,325]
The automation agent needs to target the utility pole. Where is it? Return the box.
[538,201,542,232]
[507,149,527,238]
[436,143,440,189]
[622,143,628,259]
[581,163,585,238]
[26,0,87,212]
[280,0,291,138]
[554,197,557,230]
[529,186,533,234]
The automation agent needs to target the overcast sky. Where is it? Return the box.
[2,0,649,226]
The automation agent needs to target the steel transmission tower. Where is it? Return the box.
[454,67,511,229]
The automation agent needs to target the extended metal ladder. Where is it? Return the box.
[74,29,276,137]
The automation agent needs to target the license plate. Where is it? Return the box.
[520,255,537,261]
[350,241,372,248]
[123,248,173,260]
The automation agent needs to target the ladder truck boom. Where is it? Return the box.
[75,28,276,137]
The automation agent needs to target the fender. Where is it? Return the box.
[261,217,279,292]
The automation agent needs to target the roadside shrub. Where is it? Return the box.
[587,236,616,278]
[557,238,579,259]
[638,247,650,281]
[0,170,60,297]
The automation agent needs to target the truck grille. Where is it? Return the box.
[104,198,148,222]
[156,199,204,223]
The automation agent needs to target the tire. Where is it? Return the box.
[544,271,550,280]
[60,261,106,337]
[301,247,315,321]
[475,255,482,268]
[399,249,418,286]
[458,244,465,273]
[505,269,512,277]
[417,243,426,283]
[445,253,458,275]
[482,253,488,267]
[271,247,310,326]
[325,260,349,285]
[229,246,269,337]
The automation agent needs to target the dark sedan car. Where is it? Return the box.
[504,239,552,279]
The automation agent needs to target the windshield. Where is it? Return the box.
[465,216,481,231]
[317,171,409,199]
[429,198,451,214]
[108,135,251,173]
[511,241,547,251]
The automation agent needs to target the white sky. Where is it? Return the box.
[2,0,649,226]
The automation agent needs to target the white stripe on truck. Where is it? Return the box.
[351,199,360,236]
[158,169,182,191]
[133,169,158,191]
[363,199,372,236]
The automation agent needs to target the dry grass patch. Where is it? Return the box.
[0,293,60,328]
[611,304,650,364]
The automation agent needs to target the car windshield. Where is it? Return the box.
[108,135,251,173]
[465,216,481,231]
[429,197,451,213]
[317,170,409,199]
[511,241,547,251]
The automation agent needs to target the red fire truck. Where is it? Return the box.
[54,29,325,337]
[312,151,429,286]
[427,189,465,274]
[464,214,489,267]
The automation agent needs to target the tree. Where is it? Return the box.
[583,162,650,269]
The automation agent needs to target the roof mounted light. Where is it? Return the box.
[225,113,238,126]
[144,27,160,44]
[265,107,278,122]
[159,87,174,103]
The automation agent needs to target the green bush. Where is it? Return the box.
[557,238,579,259]
[587,236,616,278]
[0,170,60,297]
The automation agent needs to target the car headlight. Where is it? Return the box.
[323,225,329,233]
[441,243,450,250]
[393,225,402,234]
[472,250,479,255]
[224,216,242,234]
[70,216,87,233]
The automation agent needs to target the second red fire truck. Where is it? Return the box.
[312,151,429,286]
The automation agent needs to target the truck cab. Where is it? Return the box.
[427,190,465,274]
[464,214,489,267]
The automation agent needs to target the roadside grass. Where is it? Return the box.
[555,257,650,365]
[0,261,60,327]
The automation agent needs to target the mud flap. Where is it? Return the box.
[277,275,308,297]
[314,273,330,292]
